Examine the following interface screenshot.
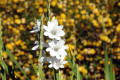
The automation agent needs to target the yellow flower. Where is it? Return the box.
[79,66,87,75]
[82,15,86,19]
[2,52,8,58]
[15,19,21,24]
[44,8,47,13]
[91,49,95,55]
[28,54,33,59]
[118,56,120,59]
[75,1,79,4]
[116,24,120,32]
[38,7,43,13]
[6,44,13,50]
[17,8,24,13]
[58,4,63,9]
[79,66,84,72]
[21,18,26,24]
[100,35,111,43]
[75,14,80,18]
[9,61,13,66]
[58,18,63,25]
[81,10,86,14]
[60,13,66,19]
[118,2,120,6]
[13,0,18,3]
[51,1,57,7]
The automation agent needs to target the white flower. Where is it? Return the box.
[46,39,68,59]
[36,50,50,66]
[43,19,65,40]
[32,41,48,50]
[40,51,50,66]
[30,19,41,33]
[48,57,67,70]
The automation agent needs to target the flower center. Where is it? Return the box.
[54,48,58,52]
[51,30,56,35]
[56,60,60,66]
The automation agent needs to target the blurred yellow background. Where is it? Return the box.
[0,0,120,80]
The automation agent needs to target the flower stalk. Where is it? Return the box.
[47,0,51,21]
[37,14,44,80]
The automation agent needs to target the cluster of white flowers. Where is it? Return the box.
[30,19,68,70]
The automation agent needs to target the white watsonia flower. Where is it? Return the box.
[48,57,67,70]
[43,19,65,40]
[30,19,41,33]
[40,51,50,66]
[46,39,68,59]
[32,41,48,50]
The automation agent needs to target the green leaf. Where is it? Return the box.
[0,61,8,74]
[109,54,113,80]
[104,43,110,80]
[109,54,116,80]
[31,62,37,75]
[66,50,73,69]
[76,65,81,80]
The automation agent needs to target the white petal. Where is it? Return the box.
[63,46,68,49]
[43,25,49,31]
[34,41,39,44]
[57,40,65,47]
[48,21,54,30]
[62,61,68,64]
[52,19,58,26]
[33,26,38,30]
[32,45,39,50]
[48,34,56,39]
[56,30,65,36]
[30,29,39,33]
[54,65,59,70]
[58,25,63,29]
[48,64,53,68]
[60,55,66,60]
[42,42,49,47]
[37,19,41,27]
[48,41,54,48]
[44,32,49,36]
[49,50,57,57]
[59,65,64,68]
[46,48,51,52]
[54,36,61,40]
[56,55,60,60]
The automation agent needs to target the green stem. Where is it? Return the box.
[47,0,51,21]
[37,14,44,80]
[54,69,59,80]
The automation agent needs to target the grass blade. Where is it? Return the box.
[109,54,113,80]
[31,62,37,75]
[66,50,73,69]
[104,43,110,80]
[76,65,81,80]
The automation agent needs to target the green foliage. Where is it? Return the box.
[104,44,116,80]
[0,18,8,80]
[66,49,83,80]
